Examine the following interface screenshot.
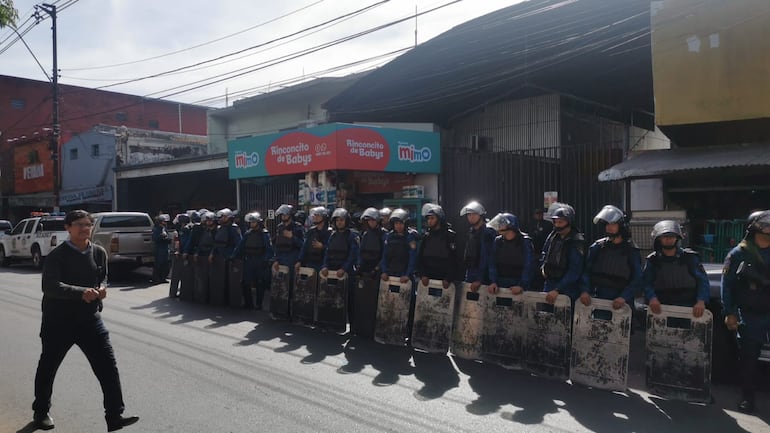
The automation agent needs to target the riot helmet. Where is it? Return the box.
[593,205,630,239]
[487,213,520,232]
[747,210,770,237]
[275,204,294,219]
[158,213,171,223]
[201,211,217,223]
[651,220,682,251]
[550,204,575,224]
[216,208,233,220]
[331,207,350,229]
[362,207,380,221]
[309,206,329,223]
[189,211,201,224]
[175,214,190,226]
[389,208,409,229]
[379,207,392,219]
[460,201,486,217]
[421,203,445,221]
[245,212,263,224]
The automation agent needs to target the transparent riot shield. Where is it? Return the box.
[450,283,487,360]
[228,259,244,308]
[352,274,380,338]
[523,292,572,379]
[193,257,209,304]
[481,287,527,369]
[646,305,713,403]
[570,299,631,391]
[292,267,317,326]
[316,273,348,333]
[411,279,456,354]
[374,277,412,346]
[209,256,227,306]
[179,257,195,301]
[269,265,291,320]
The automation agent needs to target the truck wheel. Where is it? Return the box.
[31,246,44,270]
[0,245,8,267]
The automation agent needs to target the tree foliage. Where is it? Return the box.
[0,0,18,29]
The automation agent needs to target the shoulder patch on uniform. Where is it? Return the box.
[722,255,731,275]
[409,240,417,249]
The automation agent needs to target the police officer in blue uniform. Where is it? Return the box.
[169,213,192,298]
[151,214,171,283]
[722,210,770,413]
[486,213,534,295]
[416,204,459,289]
[642,220,709,317]
[210,208,242,305]
[540,203,585,303]
[232,212,273,310]
[272,204,304,273]
[358,207,386,279]
[579,205,642,309]
[296,206,331,273]
[380,208,419,284]
[321,208,360,324]
[460,201,496,292]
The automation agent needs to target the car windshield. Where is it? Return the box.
[99,215,151,228]
[38,219,66,232]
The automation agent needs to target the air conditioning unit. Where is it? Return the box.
[470,135,491,152]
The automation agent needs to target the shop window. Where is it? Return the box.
[70,148,78,160]
[115,112,128,121]
[28,150,40,163]
[91,144,100,157]
[148,119,159,129]
[11,98,25,109]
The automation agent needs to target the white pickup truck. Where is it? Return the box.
[0,216,69,269]
[91,212,155,269]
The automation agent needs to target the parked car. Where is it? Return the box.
[0,219,12,233]
[91,212,155,269]
[0,216,69,269]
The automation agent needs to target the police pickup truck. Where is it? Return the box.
[0,215,69,269]
[91,212,155,269]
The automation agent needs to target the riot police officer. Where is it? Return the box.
[721,210,770,413]
[460,201,496,292]
[358,208,386,278]
[169,213,192,298]
[580,205,642,309]
[486,213,534,295]
[272,204,304,273]
[210,208,242,305]
[321,208,360,325]
[151,214,172,283]
[232,212,273,310]
[416,204,458,289]
[540,203,586,303]
[379,207,393,230]
[642,220,709,317]
[380,208,419,284]
[296,206,331,272]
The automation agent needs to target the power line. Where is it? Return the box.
[62,0,326,71]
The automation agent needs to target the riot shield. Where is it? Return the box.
[169,254,184,297]
[646,305,712,403]
[292,267,317,326]
[523,292,572,379]
[374,277,412,346]
[352,274,380,338]
[193,257,209,304]
[209,256,227,306]
[228,259,244,308]
[450,283,487,360]
[570,299,631,391]
[179,257,195,301]
[481,287,527,369]
[411,279,456,354]
[316,272,348,333]
[269,265,291,320]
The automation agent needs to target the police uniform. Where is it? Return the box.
[151,222,171,283]
[358,226,386,277]
[273,221,304,267]
[380,228,419,279]
[464,224,496,285]
[298,224,331,271]
[581,238,642,305]
[417,225,458,282]
[232,227,273,310]
[540,230,586,300]
[489,233,534,290]
[642,247,709,307]
[721,240,770,410]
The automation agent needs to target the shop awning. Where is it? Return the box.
[598,143,770,181]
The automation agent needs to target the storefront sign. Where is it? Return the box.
[353,172,415,194]
[228,123,440,179]
[59,186,112,206]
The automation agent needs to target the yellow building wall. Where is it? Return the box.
[652,0,770,126]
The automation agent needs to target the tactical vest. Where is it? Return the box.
[274,224,295,253]
[422,229,451,260]
[198,229,215,252]
[214,225,231,248]
[326,230,351,269]
[464,227,482,267]
[386,231,411,275]
[304,226,329,265]
[495,236,525,279]
[243,230,266,257]
[650,251,698,305]
[734,243,770,313]
[360,229,384,264]
[590,239,633,291]
[542,231,584,281]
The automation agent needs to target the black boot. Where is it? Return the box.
[106,414,139,431]
[33,412,54,430]
[738,392,755,413]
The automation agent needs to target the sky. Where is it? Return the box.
[0,0,524,108]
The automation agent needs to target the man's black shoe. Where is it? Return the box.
[106,415,139,431]
[738,398,755,413]
[33,412,55,430]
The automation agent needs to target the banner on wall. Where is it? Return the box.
[228,123,440,179]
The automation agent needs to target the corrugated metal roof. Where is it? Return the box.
[324,0,652,126]
[598,143,770,181]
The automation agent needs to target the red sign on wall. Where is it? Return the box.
[14,140,54,194]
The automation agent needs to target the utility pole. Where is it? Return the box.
[35,3,59,211]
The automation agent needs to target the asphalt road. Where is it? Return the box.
[1,264,769,433]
